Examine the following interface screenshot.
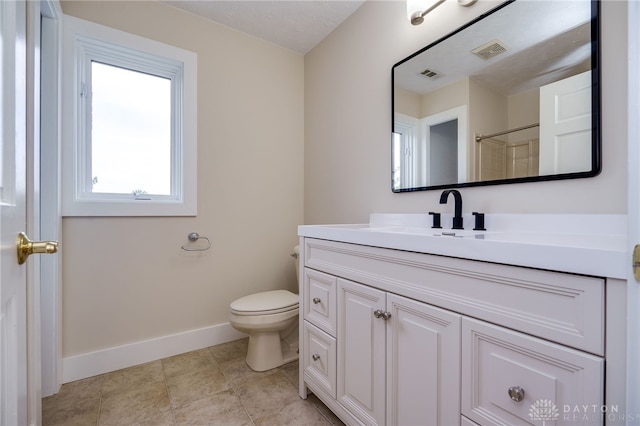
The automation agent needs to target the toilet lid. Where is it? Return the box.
[230,290,299,314]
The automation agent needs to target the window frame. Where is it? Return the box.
[62,15,197,216]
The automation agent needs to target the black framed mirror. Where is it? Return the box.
[392,0,600,192]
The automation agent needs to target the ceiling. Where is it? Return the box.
[394,1,593,97]
[161,0,366,54]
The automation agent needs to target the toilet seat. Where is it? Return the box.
[230,290,299,316]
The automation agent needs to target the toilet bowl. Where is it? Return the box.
[229,247,300,371]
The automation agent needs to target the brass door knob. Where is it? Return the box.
[17,232,58,265]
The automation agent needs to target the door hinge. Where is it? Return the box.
[633,244,640,281]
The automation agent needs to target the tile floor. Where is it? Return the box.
[42,338,345,426]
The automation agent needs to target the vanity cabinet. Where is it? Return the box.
[302,272,460,426]
[299,238,606,426]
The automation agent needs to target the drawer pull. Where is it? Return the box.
[312,354,321,361]
[508,386,525,402]
[312,297,321,304]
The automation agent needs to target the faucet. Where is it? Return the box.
[439,189,463,229]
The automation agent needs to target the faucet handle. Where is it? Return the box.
[428,212,442,229]
[472,212,486,231]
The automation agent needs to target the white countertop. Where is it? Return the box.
[298,214,628,279]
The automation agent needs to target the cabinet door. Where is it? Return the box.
[386,294,461,426]
[337,279,386,426]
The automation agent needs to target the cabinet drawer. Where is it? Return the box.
[304,238,604,354]
[303,322,337,399]
[303,268,337,336]
[462,318,604,425]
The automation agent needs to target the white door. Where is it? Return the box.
[1,2,58,424]
[1,1,29,424]
[627,0,640,417]
[539,70,592,175]
[337,279,386,426]
[386,294,461,426]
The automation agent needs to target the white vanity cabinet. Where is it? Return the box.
[299,237,608,426]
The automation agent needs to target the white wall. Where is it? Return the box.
[60,0,304,368]
[304,0,627,224]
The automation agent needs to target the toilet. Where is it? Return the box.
[229,246,300,371]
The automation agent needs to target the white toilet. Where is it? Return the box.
[229,246,300,371]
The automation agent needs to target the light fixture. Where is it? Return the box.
[407,0,444,25]
[407,0,477,26]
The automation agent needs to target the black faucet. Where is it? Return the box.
[439,189,463,229]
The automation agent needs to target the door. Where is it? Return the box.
[337,279,386,426]
[421,105,468,185]
[539,70,592,175]
[1,1,29,424]
[386,294,461,426]
[1,2,58,424]
[627,0,640,417]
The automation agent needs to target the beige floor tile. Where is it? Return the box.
[173,389,252,426]
[98,381,173,426]
[278,359,299,387]
[42,376,103,426]
[102,360,164,397]
[166,365,230,409]
[235,371,300,420]
[209,337,248,363]
[254,398,331,426]
[162,348,218,379]
[42,405,100,426]
[218,356,278,388]
[54,374,104,397]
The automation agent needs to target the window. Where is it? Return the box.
[62,16,197,216]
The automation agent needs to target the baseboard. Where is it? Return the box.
[62,322,246,384]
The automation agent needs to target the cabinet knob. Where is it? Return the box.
[508,386,525,402]
[312,354,320,361]
[373,309,391,320]
[312,297,321,304]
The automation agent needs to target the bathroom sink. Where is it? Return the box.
[360,225,490,239]
[310,222,492,239]
[431,229,489,238]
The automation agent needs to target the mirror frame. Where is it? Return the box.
[391,0,601,193]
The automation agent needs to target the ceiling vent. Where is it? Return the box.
[420,68,440,79]
[471,39,508,60]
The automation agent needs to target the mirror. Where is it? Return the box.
[392,0,600,192]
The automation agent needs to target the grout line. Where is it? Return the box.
[96,374,105,426]
[158,356,175,422]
